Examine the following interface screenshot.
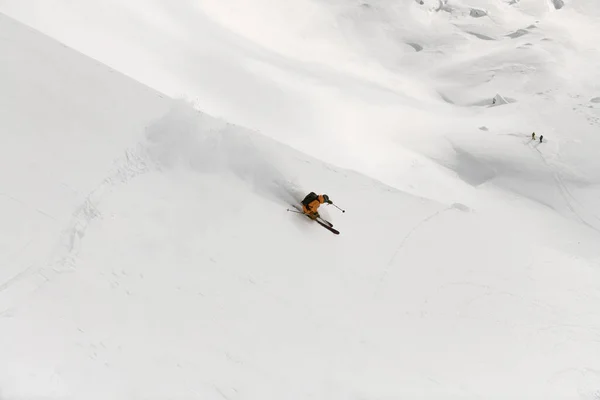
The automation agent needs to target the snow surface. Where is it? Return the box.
[1,1,600,399]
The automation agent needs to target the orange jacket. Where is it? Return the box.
[302,194,325,214]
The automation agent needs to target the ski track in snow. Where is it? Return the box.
[0,147,152,319]
[380,206,450,284]
[52,147,151,272]
[530,142,600,233]
[0,193,59,222]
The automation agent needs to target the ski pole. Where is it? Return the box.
[286,208,303,214]
[332,203,345,213]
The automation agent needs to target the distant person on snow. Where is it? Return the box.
[540,135,544,143]
[532,132,536,140]
[301,192,332,220]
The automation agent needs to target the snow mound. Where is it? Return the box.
[469,8,487,18]
[406,42,424,52]
[552,0,566,10]
[491,93,513,106]
[465,31,495,41]
[507,29,530,39]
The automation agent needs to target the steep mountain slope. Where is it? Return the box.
[2,0,600,224]
[0,13,171,317]
[1,5,600,400]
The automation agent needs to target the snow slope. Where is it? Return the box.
[1,3,600,400]
[2,0,600,222]
[0,14,170,320]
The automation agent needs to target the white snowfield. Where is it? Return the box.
[1,0,600,398]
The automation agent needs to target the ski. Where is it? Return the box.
[287,206,339,234]
[316,219,340,235]
[317,217,333,228]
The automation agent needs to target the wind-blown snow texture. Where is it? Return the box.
[1,1,600,399]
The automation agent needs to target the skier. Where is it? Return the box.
[540,135,544,143]
[301,192,332,220]
[532,132,536,140]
